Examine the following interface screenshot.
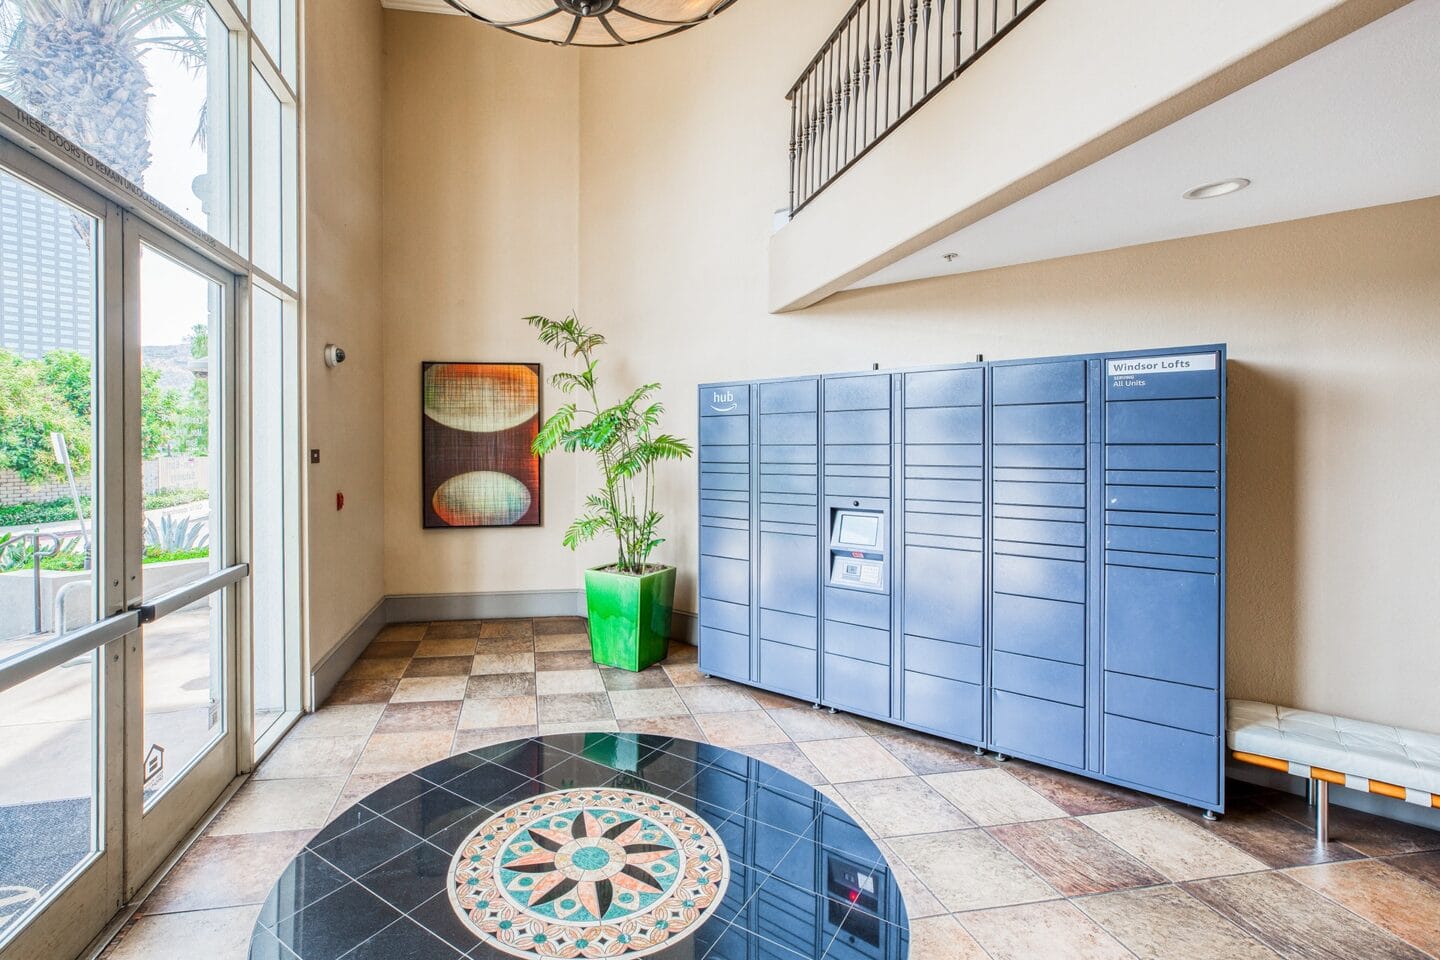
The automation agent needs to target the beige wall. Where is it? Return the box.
[303,0,387,667]
[377,3,1440,730]
[381,12,582,598]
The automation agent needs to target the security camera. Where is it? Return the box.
[324,344,346,368]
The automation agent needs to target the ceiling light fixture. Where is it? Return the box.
[442,0,739,47]
[1183,178,1251,200]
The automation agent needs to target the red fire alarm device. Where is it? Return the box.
[336,492,345,511]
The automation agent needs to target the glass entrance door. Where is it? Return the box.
[121,217,242,891]
[0,156,247,960]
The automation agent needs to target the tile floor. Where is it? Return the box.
[98,617,1440,960]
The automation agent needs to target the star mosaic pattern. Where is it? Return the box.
[449,788,729,958]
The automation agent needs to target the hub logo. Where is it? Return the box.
[710,389,737,413]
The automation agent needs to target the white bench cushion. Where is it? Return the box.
[1227,699,1440,797]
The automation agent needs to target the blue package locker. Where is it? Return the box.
[820,373,895,720]
[697,383,754,683]
[1100,348,1226,810]
[697,343,1225,814]
[898,366,986,743]
[756,378,821,701]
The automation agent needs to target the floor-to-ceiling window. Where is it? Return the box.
[0,1,301,956]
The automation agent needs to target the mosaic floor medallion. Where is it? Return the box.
[448,787,730,958]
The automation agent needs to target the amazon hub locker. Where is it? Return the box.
[697,345,1227,814]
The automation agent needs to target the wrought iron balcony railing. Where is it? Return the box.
[787,0,1046,215]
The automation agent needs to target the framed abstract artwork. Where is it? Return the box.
[421,362,543,528]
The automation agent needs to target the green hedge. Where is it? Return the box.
[34,545,208,572]
[0,488,208,526]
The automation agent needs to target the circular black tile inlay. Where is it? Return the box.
[250,733,910,960]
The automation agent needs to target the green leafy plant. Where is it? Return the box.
[528,314,693,575]
[143,511,208,552]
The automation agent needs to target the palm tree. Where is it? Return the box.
[0,0,206,186]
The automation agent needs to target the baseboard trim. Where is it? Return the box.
[386,589,586,623]
[309,598,387,708]
[308,591,698,705]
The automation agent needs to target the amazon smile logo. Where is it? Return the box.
[710,390,737,413]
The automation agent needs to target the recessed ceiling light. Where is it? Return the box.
[942,252,959,262]
[1183,178,1251,200]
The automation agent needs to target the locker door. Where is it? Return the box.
[900,366,985,743]
[757,378,820,701]
[1100,349,1225,810]
[988,359,1089,770]
[698,384,753,682]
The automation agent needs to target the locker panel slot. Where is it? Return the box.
[991,689,1085,769]
[906,478,982,502]
[992,404,1086,444]
[905,499,983,517]
[823,587,891,630]
[1103,524,1217,558]
[994,541,1087,563]
[1104,509,1217,531]
[824,463,890,478]
[824,444,892,465]
[904,367,983,408]
[906,533,982,552]
[824,409,890,444]
[700,472,749,491]
[904,636,982,684]
[760,520,819,536]
[761,502,820,525]
[1106,444,1219,472]
[993,517,1085,547]
[1103,714,1219,807]
[759,445,819,465]
[759,532,819,616]
[699,516,748,532]
[903,672,982,743]
[1105,484,1218,515]
[700,498,749,520]
[1104,470,1217,488]
[700,525,749,560]
[1104,565,1219,688]
[761,411,818,445]
[702,489,747,502]
[992,650,1085,707]
[993,480,1086,509]
[907,512,984,539]
[760,378,818,413]
[904,465,984,481]
[699,626,750,681]
[761,473,818,494]
[1106,551,1218,575]
[823,620,891,665]
[992,443,1087,469]
[1106,398,1219,444]
[823,654,891,717]
[992,503,1086,523]
[761,641,818,700]
[699,555,749,604]
[1104,671,1217,736]
[824,475,890,499]
[993,554,1086,603]
[905,406,983,444]
[699,444,749,463]
[905,443,984,467]
[824,374,890,411]
[992,592,1085,664]
[992,360,1087,405]
[760,609,818,650]
[700,597,749,636]
[699,384,750,416]
[700,416,748,445]
[903,546,983,645]
[759,492,817,507]
[993,467,1086,484]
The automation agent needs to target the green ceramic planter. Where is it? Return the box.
[583,564,675,672]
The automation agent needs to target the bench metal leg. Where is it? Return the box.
[1313,778,1329,843]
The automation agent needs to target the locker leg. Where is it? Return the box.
[812,702,821,710]
[973,746,986,756]
[1202,809,1220,822]
[827,707,837,715]
[1313,779,1329,843]
[701,673,711,679]
[993,753,1009,762]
